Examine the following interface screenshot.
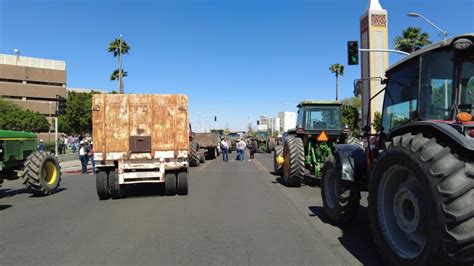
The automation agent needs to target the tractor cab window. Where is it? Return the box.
[256,131,268,139]
[296,108,305,127]
[419,49,454,120]
[382,60,419,132]
[304,106,342,130]
[460,59,474,115]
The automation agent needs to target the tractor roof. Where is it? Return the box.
[297,100,342,108]
[0,130,36,139]
[387,33,474,72]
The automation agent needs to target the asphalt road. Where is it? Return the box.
[0,152,381,265]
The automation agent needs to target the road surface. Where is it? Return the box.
[0,153,381,265]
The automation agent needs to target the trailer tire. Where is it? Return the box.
[189,142,200,167]
[177,172,188,195]
[282,136,304,187]
[370,133,474,265]
[109,170,124,199]
[321,155,360,224]
[22,151,61,196]
[96,171,110,200]
[209,147,217,159]
[165,173,177,196]
[273,145,283,175]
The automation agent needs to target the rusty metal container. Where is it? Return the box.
[92,94,189,184]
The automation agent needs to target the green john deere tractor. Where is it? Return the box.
[0,130,61,196]
[273,101,352,186]
[256,130,275,153]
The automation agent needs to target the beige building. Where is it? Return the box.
[0,54,67,126]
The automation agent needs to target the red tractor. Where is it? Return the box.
[321,34,474,265]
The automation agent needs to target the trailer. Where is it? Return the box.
[92,94,189,199]
[194,132,220,159]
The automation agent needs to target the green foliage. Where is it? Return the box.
[107,38,130,57]
[394,27,431,53]
[342,105,360,131]
[341,96,361,110]
[0,98,49,132]
[329,63,344,100]
[44,141,56,153]
[110,69,128,81]
[58,91,97,134]
[372,111,383,132]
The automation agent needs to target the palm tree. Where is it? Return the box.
[107,37,130,93]
[394,27,431,53]
[329,63,344,101]
[110,69,128,81]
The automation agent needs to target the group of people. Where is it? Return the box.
[220,138,258,162]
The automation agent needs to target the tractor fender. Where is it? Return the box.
[388,121,474,154]
[332,144,366,182]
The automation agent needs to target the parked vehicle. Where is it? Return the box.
[92,94,189,199]
[194,132,220,159]
[321,34,474,265]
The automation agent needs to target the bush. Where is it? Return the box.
[0,98,49,132]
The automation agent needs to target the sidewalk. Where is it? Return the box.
[60,160,93,175]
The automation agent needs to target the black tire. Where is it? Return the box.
[108,170,124,199]
[273,145,283,175]
[189,142,200,167]
[177,172,188,195]
[209,147,217,160]
[96,171,110,200]
[370,133,474,265]
[282,136,305,187]
[267,140,275,153]
[321,155,360,224]
[199,152,206,163]
[22,151,61,196]
[165,173,177,196]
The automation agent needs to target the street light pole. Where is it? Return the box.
[118,34,124,94]
[407,12,448,41]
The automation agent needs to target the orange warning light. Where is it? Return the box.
[456,112,472,123]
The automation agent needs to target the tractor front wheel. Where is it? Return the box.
[282,136,304,187]
[370,133,474,265]
[321,155,360,224]
[22,151,61,196]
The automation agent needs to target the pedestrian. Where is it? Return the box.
[37,139,45,152]
[88,141,96,174]
[58,135,64,154]
[221,137,229,162]
[63,134,69,153]
[236,139,247,161]
[79,141,88,174]
[249,138,257,161]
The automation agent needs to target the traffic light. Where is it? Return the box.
[347,41,359,65]
[214,116,217,122]
[57,96,67,115]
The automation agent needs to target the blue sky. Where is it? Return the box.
[0,0,473,130]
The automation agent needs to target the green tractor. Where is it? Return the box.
[255,130,275,153]
[0,130,61,196]
[320,35,474,264]
[274,101,351,186]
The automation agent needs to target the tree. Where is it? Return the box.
[108,37,130,93]
[0,98,49,132]
[58,91,98,134]
[394,27,431,53]
[329,63,344,101]
[110,69,128,81]
[372,111,383,132]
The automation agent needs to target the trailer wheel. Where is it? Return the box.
[109,170,124,199]
[370,133,474,265]
[96,171,110,200]
[165,173,177,196]
[321,155,360,224]
[189,142,200,167]
[209,148,217,159]
[22,151,61,196]
[282,136,304,187]
[177,172,188,195]
[273,145,283,175]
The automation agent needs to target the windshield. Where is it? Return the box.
[460,58,474,113]
[256,131,268,139]
[304,106,342,130]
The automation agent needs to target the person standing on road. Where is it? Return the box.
[249,138,257,161]
[221,138,229,162]
[88,141,96,174]
[79,141,88,174]
[37,139,45,152]
[236,139,246,161]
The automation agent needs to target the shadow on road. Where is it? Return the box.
[29,187,68,198]
[123,184,166,198]
[0,204,12,211]
[308,205,382,266]
[270,175,320,188]
[0,188,27,198]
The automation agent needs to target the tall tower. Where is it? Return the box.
[360,0,389,129]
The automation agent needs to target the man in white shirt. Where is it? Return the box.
[221,138,229,162]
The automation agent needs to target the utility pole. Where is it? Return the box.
[118,34,124,94]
